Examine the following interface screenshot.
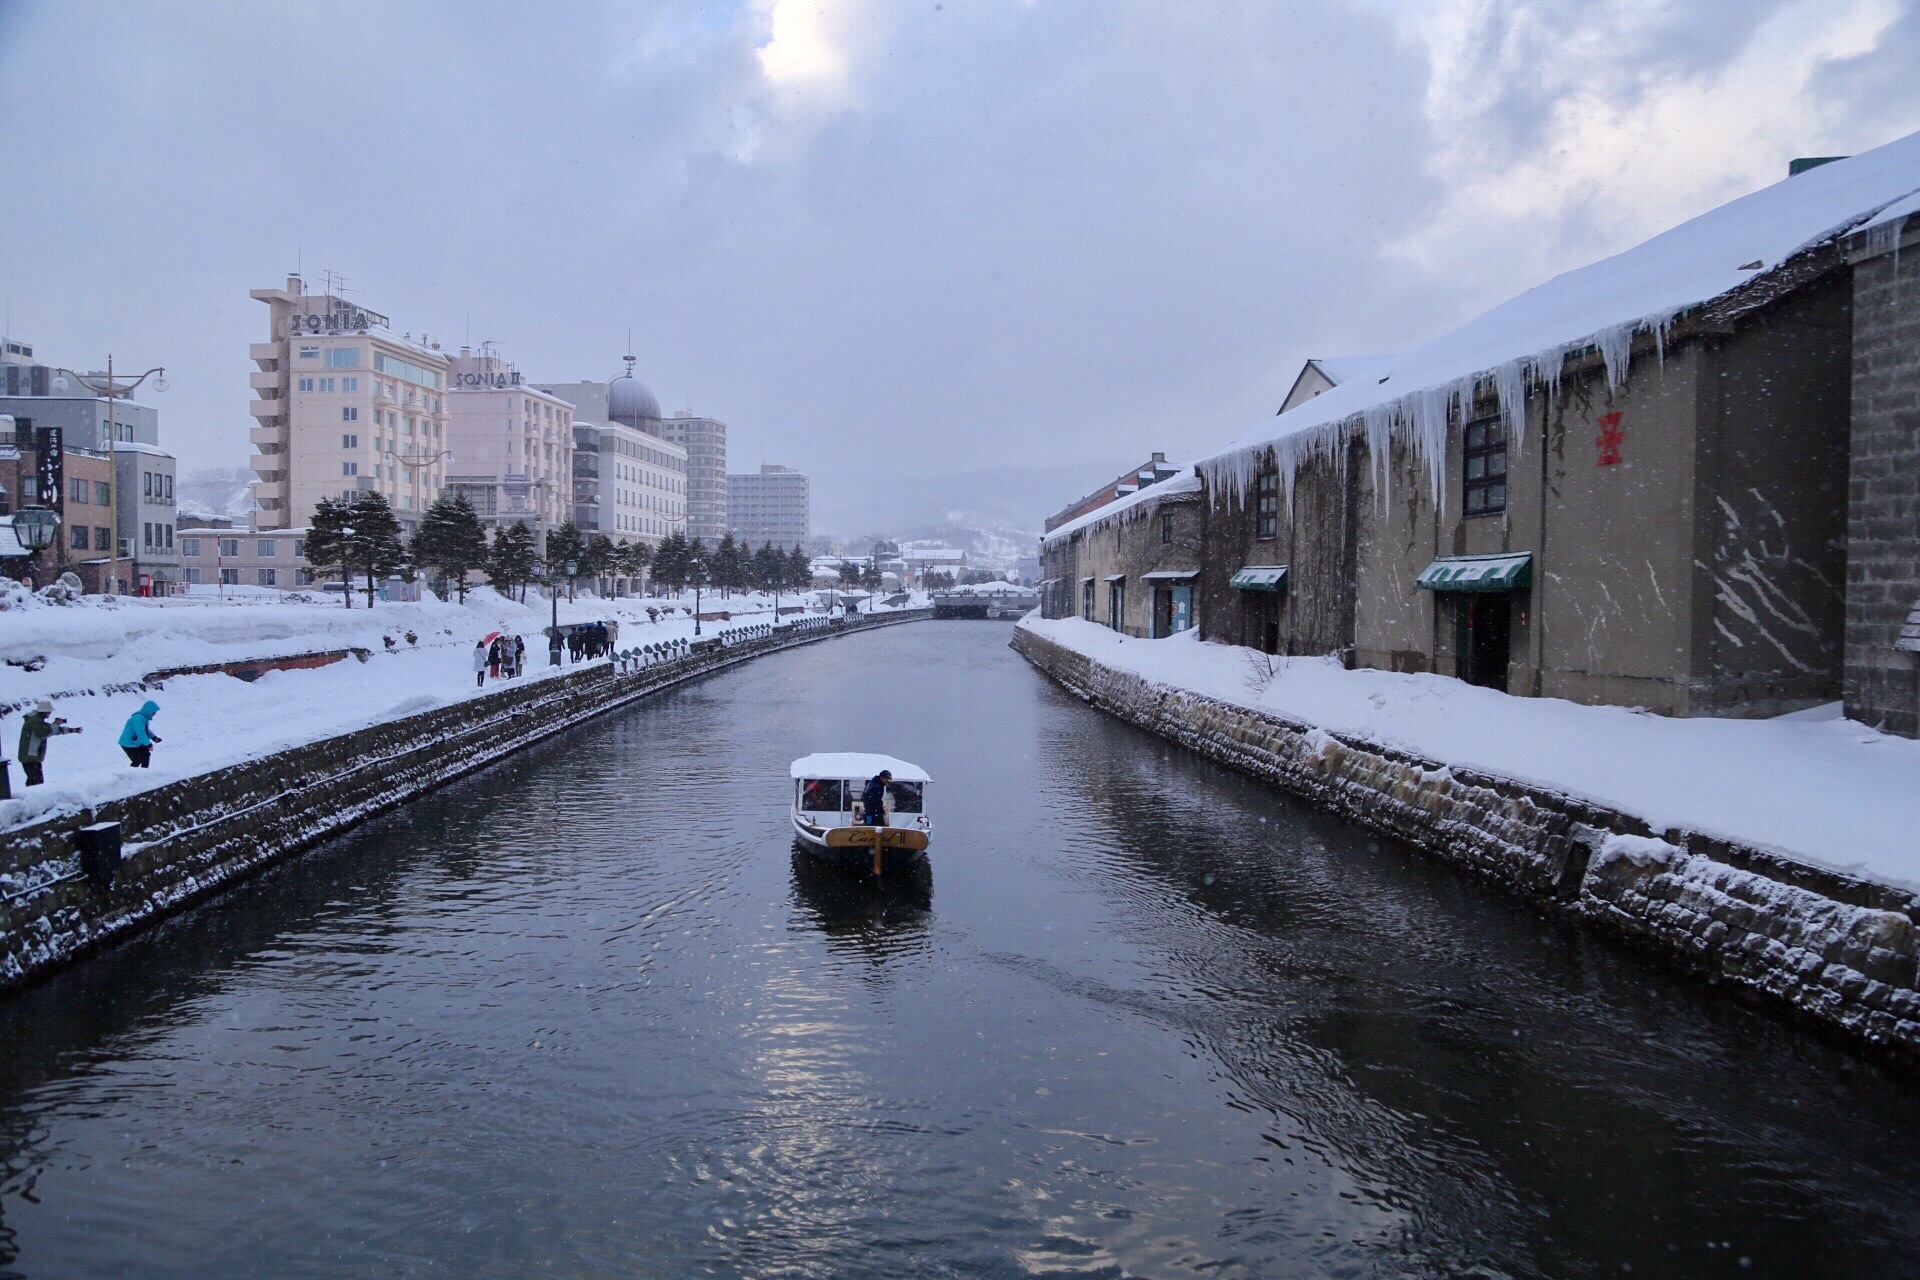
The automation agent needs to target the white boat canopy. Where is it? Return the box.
[789,753,931,783]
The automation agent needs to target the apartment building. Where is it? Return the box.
[726,463,809,548]
[248,276,452,532]
[574,420,686,549]
[177,514,315,589]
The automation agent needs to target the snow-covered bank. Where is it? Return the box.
[1018,617,1920,893]
[0,588,913,829]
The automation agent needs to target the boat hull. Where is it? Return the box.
[792,815,929,873]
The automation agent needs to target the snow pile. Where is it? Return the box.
[0,589,821,828]
[1019,616,1920,893]
[1200,127,1920,509]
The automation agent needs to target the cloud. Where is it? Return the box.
[2,0,1918,535]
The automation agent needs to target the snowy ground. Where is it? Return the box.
[1020,616,1920,894]
[0,586,925,829]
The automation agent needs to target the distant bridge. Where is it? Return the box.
[931,588,1039,620]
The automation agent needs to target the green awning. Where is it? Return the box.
[1416,552,1532,592]
[1230,565,1288,592]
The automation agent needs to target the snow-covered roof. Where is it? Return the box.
[1202,128,1920,504]
[1308,355,1393,386]
[943,579,1032,594]
[789,752,931,783]
[1041,469,1202,550]
[112,441,175,458]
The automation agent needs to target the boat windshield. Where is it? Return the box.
[888,780,925,814]
[799,779,845,812]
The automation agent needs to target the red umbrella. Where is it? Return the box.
[480,630,502,644]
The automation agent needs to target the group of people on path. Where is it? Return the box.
[474,634,528,687]
[567,623,613,663]
[11,698,162,788]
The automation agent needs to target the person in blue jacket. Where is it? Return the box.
[119,700,161,768]
[860,769,892,826]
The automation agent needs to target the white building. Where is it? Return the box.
[577,420,686,549]
[443,347,574,537]
[248,276,452,532]
[726,463,809,549]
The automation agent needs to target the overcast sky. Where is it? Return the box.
[4,0,1918,531]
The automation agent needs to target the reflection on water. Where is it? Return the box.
[0,625,1918,1279]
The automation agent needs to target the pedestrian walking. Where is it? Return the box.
[474,639,489,688]
[17,699,81,786]
[488,636,503,679]
[513,635,527,677]
[118,700,161,769]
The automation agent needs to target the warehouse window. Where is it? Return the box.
[1465,413,1507,517]
[1255,470,1278,540]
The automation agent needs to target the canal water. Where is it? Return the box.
[2,624,1917,1279]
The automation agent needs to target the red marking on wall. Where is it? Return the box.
[1596,412,1624,466]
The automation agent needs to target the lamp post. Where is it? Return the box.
[50,358,167,596]
[533,557,561,665]
[12,506,59,589]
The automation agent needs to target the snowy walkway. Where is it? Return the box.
[1019,617,1920,894]
[0,588,915,830]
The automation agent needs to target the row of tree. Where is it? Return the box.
[303,490,828,608]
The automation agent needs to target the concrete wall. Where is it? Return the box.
[1014,626,1920,1068]
[1845,215,1920,736]
[0,611,929,995]
[1061,496,1202,637]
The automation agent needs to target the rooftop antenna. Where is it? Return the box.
[621,327,638,381]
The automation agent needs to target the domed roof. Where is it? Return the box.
[608,375,661,427]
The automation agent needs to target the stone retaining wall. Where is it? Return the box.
[0,611,928,995]
[1012,626,1920,1065]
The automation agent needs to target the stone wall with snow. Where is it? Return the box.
[1013,626,1920,1065]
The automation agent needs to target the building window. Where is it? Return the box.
[293,539,306,557]
[183,567,201,584]
[165,525,174,549]
[1255,470,1278,540]
[219,538,240,557]
[143,522,154,548]
[298,346,319,360]
[144,472,154,498]
[258,568,277,587]
[96,481,110,506]
[319,378,335,393]
[343,433,358,449]
[102,530,115,554]
[343,462,358,476]
[297,377,314,392]
[342,377,359,392]
[1161,512,1174,545]
[181,537,200,557]
[1464,413,1508,517]
[163,475,172,500]
[342,407,358,421]
[325,348,360,369]
[258,540,276,557]
[69,525,87,550]
[70,477,88,504]
[220,568,239,585]
[296,568,314,585]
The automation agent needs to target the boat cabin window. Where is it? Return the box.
[799,779,845,811]
[887,780,924,814]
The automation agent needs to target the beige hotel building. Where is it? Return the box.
[248,276,452,531]
[443,347,574,536]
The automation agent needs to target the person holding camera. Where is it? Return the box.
[17,700,82,786]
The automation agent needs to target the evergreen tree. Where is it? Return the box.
[787,545,810,593]
[304,496,358,608]
[862,556,883,590]
[488,521,538,601]
[653,530,688,592]
[345,492,408,608]
[749,541,777,592]
[837,557,861,587]
[713,532,741,597]
[584,533,617,596]
[622,540,652,593]
[410,492,488,602]
[544,520,586,600]
[687,538,709,595]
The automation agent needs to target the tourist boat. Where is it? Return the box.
[789,753,933,873]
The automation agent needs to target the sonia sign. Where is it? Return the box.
[454,370,523,389]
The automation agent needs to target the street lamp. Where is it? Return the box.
[533,557,561,666]
[566,557,578,604]
[11,505,59,590]
[50,357,167,595]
